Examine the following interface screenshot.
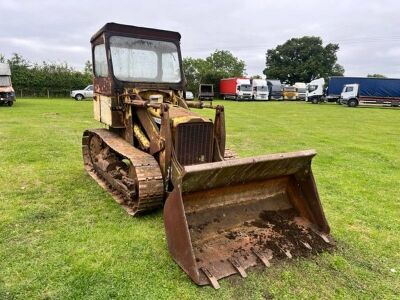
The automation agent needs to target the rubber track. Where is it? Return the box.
[82,129,164,215]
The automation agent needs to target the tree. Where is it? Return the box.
[205,50,245,77]
[84,60,93,75]
[367,74,386,78]
[183,50,246,95]
[263,36,344,84]
[183,57,206,94]
[2,53,92,97]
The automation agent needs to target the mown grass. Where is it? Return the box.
[0,99,399,299]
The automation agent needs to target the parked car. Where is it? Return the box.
[185,91,194,100]
[71,85,93,100]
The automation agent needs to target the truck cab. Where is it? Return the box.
[198,84,214,100]
[294,82,306,100]
[306,78,325,104]
[0,63,16,107]
[251,79,268,100]
[340,84,359,107]
[266,80,283,100]
[283,86,297,100]
[236,79,252,100]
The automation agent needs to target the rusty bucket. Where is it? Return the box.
[163,150,333,289]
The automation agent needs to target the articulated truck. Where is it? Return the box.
[220,77,252,100]
[340,77,400,107]
[307,76,400,106]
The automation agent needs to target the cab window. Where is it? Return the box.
[94,44,108,77]
[308,85,317,92]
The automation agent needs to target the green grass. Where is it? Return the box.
[0,99,399,299]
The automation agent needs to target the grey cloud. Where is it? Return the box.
[1,0,399,77]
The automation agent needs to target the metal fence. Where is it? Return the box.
[15,89,71,98]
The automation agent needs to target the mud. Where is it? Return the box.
[193,208,333,264]
[231,209,333,259]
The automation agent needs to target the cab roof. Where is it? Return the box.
[91,22,181,43]
[0,63,11,76]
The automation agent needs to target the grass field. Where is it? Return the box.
[0,98,399,299]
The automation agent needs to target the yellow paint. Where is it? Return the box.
[133,123,150,149]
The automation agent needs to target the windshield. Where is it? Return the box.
[257,86,267,91]
[284,87,296,92]
[308,85,317,92]
[240,84,252,92]
[109,36,181,83]
[200,85,213,93]
[0,76,11,87]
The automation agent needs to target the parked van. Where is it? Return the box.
[0,63,16,106]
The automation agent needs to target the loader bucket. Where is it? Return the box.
[164,150,333,289]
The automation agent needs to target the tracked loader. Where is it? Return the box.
[82,23,333,289]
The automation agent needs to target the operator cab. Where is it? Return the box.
[91,23,185,97]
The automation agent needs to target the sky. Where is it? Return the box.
[1,0,399,77]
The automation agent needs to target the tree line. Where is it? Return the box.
[0,53,92,97]
[184,36,346,94]
[1,36,355,98]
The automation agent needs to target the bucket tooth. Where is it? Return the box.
[278,247,292,259]
[229,258,247,278]
[200,267,220,289]
[301,241,312,250]
[284,250,293,259]
[252,249,272,267]
[310,226,334,245]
